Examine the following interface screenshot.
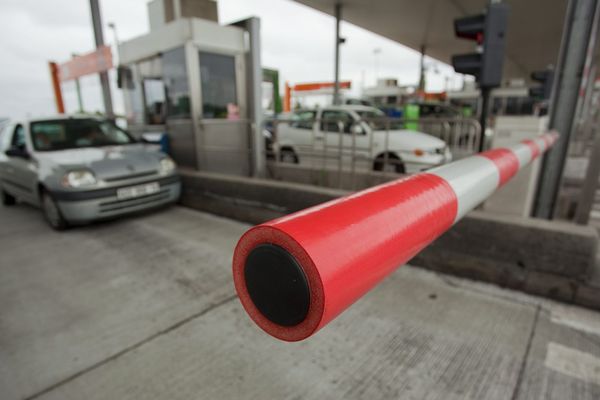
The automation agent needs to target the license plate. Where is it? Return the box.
[116,182,160,200]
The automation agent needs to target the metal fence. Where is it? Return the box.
[264,116,481,190]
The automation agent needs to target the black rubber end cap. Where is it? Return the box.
[244,244,310,327]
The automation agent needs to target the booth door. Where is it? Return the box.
[196,50,251,176]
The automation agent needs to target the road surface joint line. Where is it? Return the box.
[510,304,541,400]
[23,294,238,400]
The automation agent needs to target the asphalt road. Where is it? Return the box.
[1,203,600,399]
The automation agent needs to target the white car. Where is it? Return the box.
[275,105,452,173]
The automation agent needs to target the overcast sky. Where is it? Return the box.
[0,0,463,120]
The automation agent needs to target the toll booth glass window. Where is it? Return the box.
[143,79,167,125]
[162,47,190,119]
[199,52,237,119]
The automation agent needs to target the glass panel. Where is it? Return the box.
[122,65,145,125]
[290,111,316,130]
[199,52,237,119]
[162,47,190,119]
[143,78,167,125]
[30,119,134,151]
[321,111,353,133]
[12,125,26,147]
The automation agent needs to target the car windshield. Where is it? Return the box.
[355,110,403,130]
[30,119,135,151]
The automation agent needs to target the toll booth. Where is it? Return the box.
[118,0,263,176]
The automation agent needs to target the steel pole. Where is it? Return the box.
[231,17,265,178]
[478,87,491,152]
[534,0,599,218]
[333,3,342,105]
[89,0,114,117]
[418,45,426,91]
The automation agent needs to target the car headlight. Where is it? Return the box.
[62,170,97,188]
[159,157,176,175]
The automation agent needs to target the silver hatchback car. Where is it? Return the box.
[0,115,181,230]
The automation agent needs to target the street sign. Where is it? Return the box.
[58,45,113,82]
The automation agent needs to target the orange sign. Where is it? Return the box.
[293,81,351,92]
[59,45,113,81]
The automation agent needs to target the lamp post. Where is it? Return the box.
[107,22,120,64]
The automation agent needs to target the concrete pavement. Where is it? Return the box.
[1,204,600,399]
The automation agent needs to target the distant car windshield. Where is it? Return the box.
[355,109,403,130]
[30,119,135,151]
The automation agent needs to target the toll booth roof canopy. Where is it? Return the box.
[292,0,574,82]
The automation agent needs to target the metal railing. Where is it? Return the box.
[265,116,481,189]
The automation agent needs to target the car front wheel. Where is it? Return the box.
[280,149,299,164]
[42,191,68,230]
[373,154,405,174]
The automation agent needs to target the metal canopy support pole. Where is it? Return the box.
[89,0,114,117]
[333,3,342,105]
[418,45,426,91]
[534,0,599,218]
[232,17,265,178]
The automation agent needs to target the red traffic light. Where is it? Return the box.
[454,14,485,43]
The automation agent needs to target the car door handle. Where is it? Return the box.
[314,136,324,141]
[6,167,14,174]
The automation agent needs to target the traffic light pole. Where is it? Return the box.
[478,87,491,152]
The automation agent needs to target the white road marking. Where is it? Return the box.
[545,342,600,385]
[550,303,600,336]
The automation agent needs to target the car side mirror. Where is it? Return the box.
[5,145,29,159]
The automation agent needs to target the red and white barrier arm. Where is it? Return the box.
[232,132,559,342]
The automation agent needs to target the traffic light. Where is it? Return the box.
[529,68,555,100]
[452,3,509,88]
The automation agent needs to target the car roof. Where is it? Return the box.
[292,105,381,113]
[16,114,107,125]
[322,105,380,112]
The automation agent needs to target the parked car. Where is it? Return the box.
[274,105,451,173]
[0,115,181,230]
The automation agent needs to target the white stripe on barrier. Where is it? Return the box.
[429,156,500,221]
[512,143,533,169]
[535,137,547,152]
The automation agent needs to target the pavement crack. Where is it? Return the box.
[510,304,541,400]
[23,294,238,400]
